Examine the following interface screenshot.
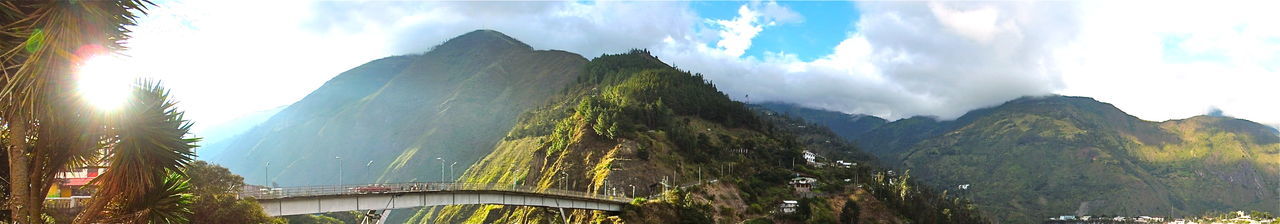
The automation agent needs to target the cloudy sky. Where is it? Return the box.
[91,0,1279,138]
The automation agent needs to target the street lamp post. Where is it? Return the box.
[335,156,343,186]
[365,160,373,184]
[559,171,567,190]
[450,162,457,181]
[264,161,270,187]
[435,157,445,182]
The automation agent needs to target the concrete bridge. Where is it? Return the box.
[240,182,631,222]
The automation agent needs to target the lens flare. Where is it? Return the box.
[76,55,134,111]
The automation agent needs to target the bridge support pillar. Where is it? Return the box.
[559,207,569,224]
[359,210,382,224]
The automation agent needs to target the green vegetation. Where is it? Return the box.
[778,96,1280,222]
[756,110,986,223]
[185,161,284,223]
[405,48,986,223]
[839,198,860,224]
[283,212,363,224]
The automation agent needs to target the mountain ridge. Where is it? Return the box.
[769,94,1279,222]
[209,29,587,186]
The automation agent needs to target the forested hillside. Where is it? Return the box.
[774,96,1280,222]
[402,49,987,223]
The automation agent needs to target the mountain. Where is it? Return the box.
[210,30,588,186]
[400,49,985,223]
[755,102,887,140]
[784,95,1280,222]
[218,30,985,223]
[196,105,285,160]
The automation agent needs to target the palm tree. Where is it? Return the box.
[74,80,198,223]
[1,1,199,223]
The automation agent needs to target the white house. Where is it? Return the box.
[802,150,818,165]
[835,160,854,168]
[790,176,817,192]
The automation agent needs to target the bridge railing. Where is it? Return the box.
[240,182,630,203]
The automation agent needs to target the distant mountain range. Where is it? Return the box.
[196,105,285,160]
[765,96,1279,222]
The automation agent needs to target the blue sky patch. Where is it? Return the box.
[692,1,859,61]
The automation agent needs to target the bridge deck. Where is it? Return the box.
[242,182,631,217]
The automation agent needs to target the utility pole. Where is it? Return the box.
[697,167,702,184]
[729,163,733,178]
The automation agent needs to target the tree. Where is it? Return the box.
[185,161,243,198]
[1,1,201,223]
[840,199,860,224]
[73,81,199,223]
[185,161,283,224]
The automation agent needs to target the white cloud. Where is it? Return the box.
[928,2,1003,44]
[124,0,389,134]
[711,5,765,58]
[677,1,1078,120]
[1055,1,1280,126]
[117,0,1279,139]
[707,1,802,57]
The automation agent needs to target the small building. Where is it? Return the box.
[789,175,819,198]
[1135,216,1163,223]
[835,160,854,168]
[790,176,817,192]
[49,167,105,197]
[779,200,799,214]
[802,150,818,165]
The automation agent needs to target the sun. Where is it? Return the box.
[76,55,135,111]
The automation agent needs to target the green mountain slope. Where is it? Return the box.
[208,30,588,186]
[403,49,986,223]
[756,102,887,140]
[787,95,1280,222]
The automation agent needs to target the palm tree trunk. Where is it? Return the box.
[6,119,31,224]
[27,152,47,222]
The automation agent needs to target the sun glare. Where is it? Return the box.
[77,56,135,111]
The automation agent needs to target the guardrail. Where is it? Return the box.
[44,196,91,209]
[239,182,631,203]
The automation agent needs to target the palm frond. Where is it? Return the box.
[1,0,151,121]
[101,171,194,224]
[78,80,197,223]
